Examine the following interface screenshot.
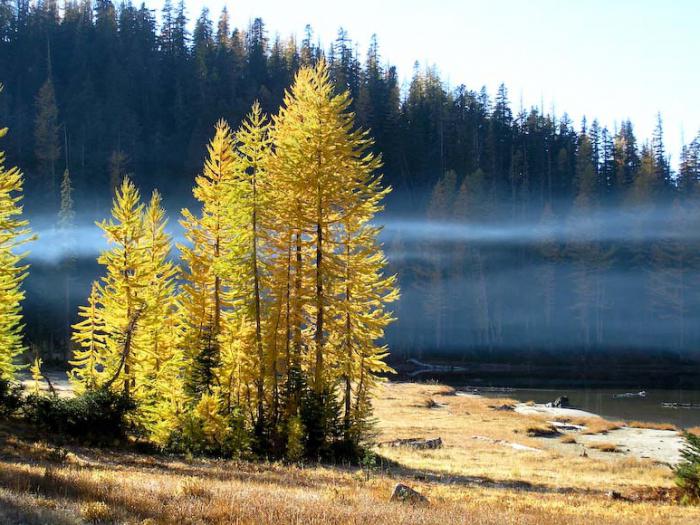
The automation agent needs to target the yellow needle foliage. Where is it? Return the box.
[69,282,107,391]
[267,62,386,397]
[179,120,238,399]
[0,112,33,381]
[66,62,397,456]
[90,177,149,396]
[70,179,182,440]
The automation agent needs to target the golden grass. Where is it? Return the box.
[523,423,560,438]
[560,435,577,444]
[0,453,686,525]
[626,421,678,432]
[79,501,113,523]
[588,442,620,453]
[687,426,700,436]
[556,417,623,435]
[373,384,671,492]
[0,382,698,525]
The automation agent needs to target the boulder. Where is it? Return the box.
[390,483,428,504]
[545,396,570,408]
[606,490,623,500]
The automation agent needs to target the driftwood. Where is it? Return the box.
[662,402,700,409]
[406,359,467,377]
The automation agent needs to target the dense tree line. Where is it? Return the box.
[4,0,697,214]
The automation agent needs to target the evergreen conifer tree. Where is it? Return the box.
[0,113,33,381]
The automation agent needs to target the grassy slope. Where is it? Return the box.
[0,382,698,524]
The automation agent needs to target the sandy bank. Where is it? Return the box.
[515,402,684,465]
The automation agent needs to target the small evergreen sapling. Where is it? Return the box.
[675,431,700,503]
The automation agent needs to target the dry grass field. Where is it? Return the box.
[0,381,698,524]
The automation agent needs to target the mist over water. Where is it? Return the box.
[22,198,700,367]
[381,199,700,362]
[382,205,700,246]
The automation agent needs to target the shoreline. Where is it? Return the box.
[393,359,700,391]
[457,390,685,465]
[451,382,700,430]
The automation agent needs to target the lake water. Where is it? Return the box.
[475,388,700,429]
[398,367,700,429]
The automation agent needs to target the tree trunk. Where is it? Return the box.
[314,186,324,394]
[343,242,352,433]
[252,172,265,432]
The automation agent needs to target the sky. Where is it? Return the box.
[154,0,699,165]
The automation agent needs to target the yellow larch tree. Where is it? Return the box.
[265,68,317,428]
[98,177,150,396]
[133,191,183,439]
[0,111,33,381]
[268,61,385,395]
[179,120,238,398]
[337,219,398,441]
[71,177,149,396]
[230,101,272,432]
[63,66,398,457]
[264,61,396,454]
[69,282,107,391]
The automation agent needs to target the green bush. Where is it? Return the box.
[675,431,700,503]
[167,394,250,457]
[0,380,24,417]
[23,389,134,444]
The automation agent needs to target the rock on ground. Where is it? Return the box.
[390,483,428,504]
[382,437,443,450]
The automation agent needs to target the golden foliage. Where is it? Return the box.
[0,110,33,380]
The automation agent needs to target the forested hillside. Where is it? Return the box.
[3,0,699,211]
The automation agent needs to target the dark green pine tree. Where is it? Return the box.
[614,120,641,188]
[678,134,700,196]
[600,126,616,197]
[651,114,672,190]
[34,76,60,196]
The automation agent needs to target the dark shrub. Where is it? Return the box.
[676,431,700,503]
[0,380,24,417]
[300,388,343,461]
[24,389,134,444]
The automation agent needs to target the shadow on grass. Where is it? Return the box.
[0,491,77,525]
[0,421,608,520]
[0,462,160,523]
[373,452,604,496]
